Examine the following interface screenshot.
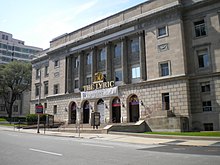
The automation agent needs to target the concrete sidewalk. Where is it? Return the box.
[1,126,220,147]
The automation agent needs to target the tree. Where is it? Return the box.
[0,61,32,118]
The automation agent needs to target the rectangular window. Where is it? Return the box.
[45,66,49,76]
[36,69,40,79]
[99,48,106,61]
[162,93,170,110]
[44,103,47,109]
[74,56,79,68]
[13,105,18,112]
[87,53,92,65]
[0,105,5,111]
[114,43,121,58]
[203,101,212,111]
[194,19,206,37]
[115,70,122,81]
[132,66,140,79]
[44,81,48,95]
[201,82,210,92]
[54,60,59,67]
[86,77,92,85]
[74,79,79,89]
[131,38,139,54]
[204,123,213,131]
[53,84,59,94]
[158,26,168,38]
[53,105,57,115]
[35,84,40,96]
[160,62,170,77]
[197,49,209,68]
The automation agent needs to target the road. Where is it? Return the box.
[0,130,220,165]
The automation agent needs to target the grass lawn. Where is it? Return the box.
[144,131,220,137]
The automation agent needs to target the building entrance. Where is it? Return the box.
[97,99,105,124]
[83,101,90,124]
[129,95,139,122]
[70,102,77,124]
[112,97,121,123]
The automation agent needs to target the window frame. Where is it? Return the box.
[54,59,59,68]
[114,69,123,82]
[53,105,57,115]
[86,52,92,65]
[44,81,49,95]
[53,84,59,94]
[202,101,212,112]
[157,26,168,38]
[131,65,140,79]
[162,93,170,110]
[98,48,106,62]
[159,61,171,77]
[197,48,210,69]
[201,82,211,93]
[45,65,49,77]
[35,83,40,96]
[193,19,207,38]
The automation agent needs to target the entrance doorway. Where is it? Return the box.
[129,95,139,122]
[70,102,76,124]
[112,97,121,123]
[97,99,105,124]
[83,101,90,124]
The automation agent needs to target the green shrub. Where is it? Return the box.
[26,114,49,124]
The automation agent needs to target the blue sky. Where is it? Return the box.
[0,0,147,49]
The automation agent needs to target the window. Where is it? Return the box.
[35,84,40,96]
[99,48,106,61]
[194,19,206,37]
[114,43,121,58]
[158,26,168,37]
[74,56,79,68]
[132,66,140,79]
[44,103,47,109]
[74,79,79,89]
[86,53,92,65]
[162,93,170,110]
[160,62,170,77]
[131,38,139,54]
[86,77,92,85]
[44,81,48,95]
[115,70,122,81]
[0,105,5,112]
[204,123,213,131]
[36,69,40,79]
[201,82,210,92]
[197,49,209,68]
[13,105,18,112]
[45,66,49,76]
[203,101,212,111]
[53,84,59,94]
[54,60,59,67]
[53,105,57,115]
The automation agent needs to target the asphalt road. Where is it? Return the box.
[0,130,220,165]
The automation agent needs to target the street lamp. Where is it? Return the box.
[37,68,41,133]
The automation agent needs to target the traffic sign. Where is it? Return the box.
[36,104,43,114]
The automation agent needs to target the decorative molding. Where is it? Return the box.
[158,43,169,52]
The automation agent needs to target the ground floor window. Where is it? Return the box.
[204,123,213,131]
[162,93,170,110]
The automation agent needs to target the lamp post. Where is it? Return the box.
[37,68,42,134]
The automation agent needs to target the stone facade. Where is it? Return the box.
[31,0,220,131]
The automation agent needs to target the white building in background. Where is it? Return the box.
[0,31,43,118]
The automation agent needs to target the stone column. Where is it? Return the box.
[121,37,128,84]
[79,51,84,90]
[106,42,113,81]
[139,31,147,81]
[91,47,97,82]
[66,56,72,93]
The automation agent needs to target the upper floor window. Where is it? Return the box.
[194,19,207,37]
[203,101,212,111]
[197,49,209,68]
[53,105,57,115]
[36,68,40,79]
[53,84,59,94]
[132,66,140,79]
[86,77,92,85]
[115,70,122,82]
[159,62,170,77]
[45,66,49,77]
[201,82,210,92]
[157,26,168,38]
[114,43,121,58]
[74,79,79,89]
[35,84,40,96]
[44,81,48,95]
[131,38,139,54]
[54,60,59,68]
[86,52,92,65]
[99,48,106,61]
[74,56,79,68]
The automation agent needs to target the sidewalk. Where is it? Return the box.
[1,126,220,147]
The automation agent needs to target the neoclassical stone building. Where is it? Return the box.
[31,0,220,132]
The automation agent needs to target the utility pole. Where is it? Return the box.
[37,68,41,133]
